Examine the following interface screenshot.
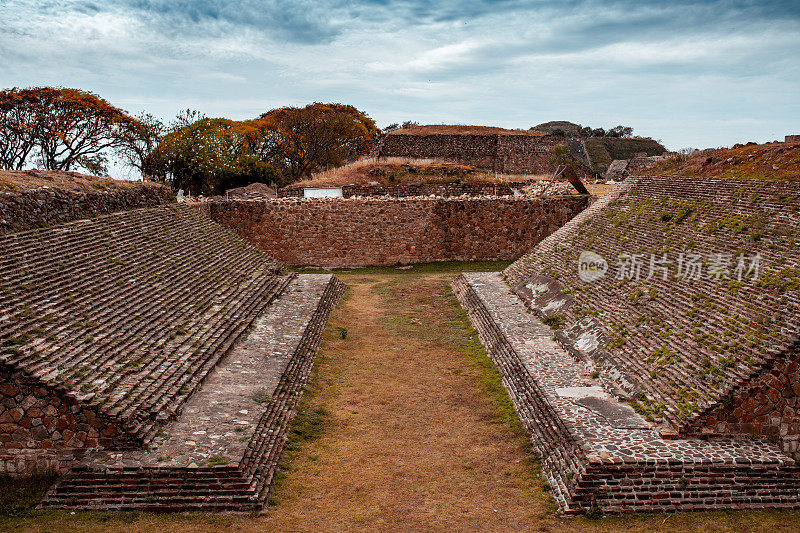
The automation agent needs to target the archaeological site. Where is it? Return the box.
[1,127,799,522]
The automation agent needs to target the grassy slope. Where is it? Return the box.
[0,170,147,193]
[291,157,543,189]
[643,141,800,181]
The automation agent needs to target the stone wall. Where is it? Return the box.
[455,272,800,514]
[379,133,565,174]
[279,181,538,198]
[199,196,589,267]
[503,175,800,441]
[697,346,800,456]
[0,182,173,233]
[0,371,129,474]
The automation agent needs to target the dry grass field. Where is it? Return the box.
[292,157,549,188]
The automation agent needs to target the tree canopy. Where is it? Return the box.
[251,103,378,182]
[1,88,379,194]
[151,117,278,196]
[0,87,135,173]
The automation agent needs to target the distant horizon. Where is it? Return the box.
[2,0,798,174]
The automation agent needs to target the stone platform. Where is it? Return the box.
[39,274,345,512]
[453,272,800,514]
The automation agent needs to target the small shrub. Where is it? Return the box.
[206,454,228,467]
[581,503,603,519]
[542,315,565,330]
[252,391,271,404]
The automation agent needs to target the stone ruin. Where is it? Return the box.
[0,173,344,511]
[454,173,800,512]
[3,164,800,515]
[225,182,277,200]
[379,127,567,174]
[604,152,676,181]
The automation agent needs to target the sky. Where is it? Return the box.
[1,0,799,159]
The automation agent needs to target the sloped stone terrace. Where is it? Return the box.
[454,272,800,513]
[39,274,345,512]
[504,175,800,433]
[0,205,291,447]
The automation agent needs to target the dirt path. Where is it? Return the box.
[260,271,547,531]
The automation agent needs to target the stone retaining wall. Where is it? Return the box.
[0,372,130,474]
[279,181,534,198]
[0,182,173,233]
[199,196,589,267]
[454,272,800,514]
[379,133,565,173]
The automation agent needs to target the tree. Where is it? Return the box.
[252,103,378,182]
[0,90,40,170]
[0,87,136,173]
[114,112,166,179]
[152,116,279,196]
[607,125,634,138]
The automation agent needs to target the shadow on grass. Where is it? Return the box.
[0,468,58,518]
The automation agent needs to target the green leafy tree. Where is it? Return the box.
[152,116,279,196]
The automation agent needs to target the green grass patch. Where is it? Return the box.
[0,468,58,517]
[292,260,512,276]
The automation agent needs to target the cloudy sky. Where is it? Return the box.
[1,0,798,153]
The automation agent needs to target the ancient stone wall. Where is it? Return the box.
[503,175,800,440]
[0,182,173,233]
[199,196,589,267]
[379,133,565,173]
[0,371,128,473]
[279,181,537,198]
[697,346,800,456]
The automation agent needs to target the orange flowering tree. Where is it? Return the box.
[0,87,136,173]
[252,102,378,182]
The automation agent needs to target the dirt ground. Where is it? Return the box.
[3,264,800,532]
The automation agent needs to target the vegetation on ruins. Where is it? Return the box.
[643,141,800,181]
[530,121,634,138]
[0,87,135,174]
